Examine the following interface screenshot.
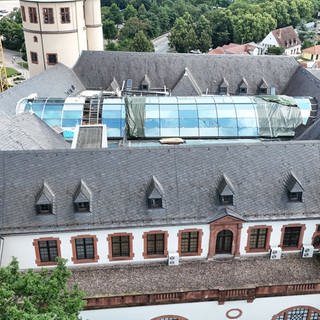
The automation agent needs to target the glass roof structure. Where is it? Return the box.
[17,95,311,140]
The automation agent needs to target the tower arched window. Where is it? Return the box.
[272,306,320,320]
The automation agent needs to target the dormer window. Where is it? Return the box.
[36,203,52,214]
[286,171,303,203]
[239,78,248,95]
[140,74,151,91]
[35,182,54,214]
[259,79,268,95]
[288,191,302,202]
[73,180,91,213]
[219,195,233,205]
[148,198,162,209]
[218,174,235,206]
[74,201,90,212]
[146,176,165,210]
[219,78,229,95]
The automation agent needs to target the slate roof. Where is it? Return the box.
[70,255,320,298]
[0,113,70,150]
[73,51,300,96]
[1,140,320,234]
[0,64,85,116]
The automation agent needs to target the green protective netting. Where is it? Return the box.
[259,95,297,106]
[125,96,146,138]
[254,97,303,137]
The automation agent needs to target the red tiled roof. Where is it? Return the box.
[303,45,320,55]
[208,43,256,55]
[271,26,301,48]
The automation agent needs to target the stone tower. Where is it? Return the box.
[19,0,103,77]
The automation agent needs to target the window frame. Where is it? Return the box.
[30,51,38,64]
[312,224,320,249]
[28,7,38,23]
[21,6,26,22]
[74,201,90,213]
[71,235,99,264]
[178,229,203,257]
[43,7,54,24]
[245,225,272,253]
[47,53,58,65]
[219,195,233,206]
[36,203,52,214]
[60,7,70,24]
[272,305,320,320]
[33,237,61,266]
[288,191,303,202]
[143,230,168,259]
[107,233,134,261]
[148,197,163,209]
[279,224,305,251]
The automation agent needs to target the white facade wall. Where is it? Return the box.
[239,219,318,256]
[260,32,278,53]
[284,44,301,56]
[1,218,319,269]
[0,224,210,269]
[80,294,320,320]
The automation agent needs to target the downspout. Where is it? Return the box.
[0,236,4,266]
[37,2,46,70]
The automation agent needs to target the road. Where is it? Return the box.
[3,48,29,81]
[152,33,170,54]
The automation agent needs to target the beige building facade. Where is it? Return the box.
[20,0,103,77]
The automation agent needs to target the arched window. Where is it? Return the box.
[272,306,320,320]
[150,316,188,320]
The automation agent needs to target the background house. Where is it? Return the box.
[260,26,301,56]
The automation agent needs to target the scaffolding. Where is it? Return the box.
[0,36,9,92]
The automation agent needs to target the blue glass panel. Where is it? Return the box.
[216,104,236,118]
[160,105,178,118]
[160,127,179,136]
[219,127,238,136]
[199,118,218,128]
[197,104,216,118]
[62,119,81,127]
[180,118,198,128]
[63,131,74,139]
[295,98,311,110]
[107,128,121,137]
[44,119,61,126]
[103,110,121,118]
[105,119,121,128]
[160,119,179,128]
[145,118,160,129]
[24,102,33,112]
[63,111,82,119]
[180,127,199,136]
[238,127,258,136]
[199,127,219,136]
[103,104,121,110]
[235,104,257,118]
[145,104,159,118]
[237,118,257,128]
[179,110,198,118]
[145,127,160,137]
[30,102,45,117]
[218,118,237,127]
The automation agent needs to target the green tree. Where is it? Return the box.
[129,30,154,51]
[119,17,147,40]
[123,4,137,20]
[195,15,211,52]
[0,9,24,51]
[109,3,123,25]
[103,19,118,39]
[169,13,197,52]
[208,8,233,48]
[266,46,285,55]
[0,258,84,320]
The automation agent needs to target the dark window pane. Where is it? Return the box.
[38,240,58,262]
[249,228,267,249]
[283,227,301,247]
[112,236,130,257]
[147,233,164,255]
[181,231,199,254]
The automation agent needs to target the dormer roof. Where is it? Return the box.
[107,77,120,92]
[74,179,91,203]
[287,171,303,193]
[218,174,235,196]
[141,74,151,87]
[146,176,164,199]
[36,182,54,205]
[172,67,202,96]
[239,78,248,89]
[220,77,229,88]
[259,78,268,89]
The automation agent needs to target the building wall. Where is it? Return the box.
[1,218,319,269]
[260,32,278,53]
[302,51,320,61]
[0,224,210,269]
[20,0,102,77]
[80,294,320,320]
[284,45,301,56]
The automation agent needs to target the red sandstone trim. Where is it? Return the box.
[312,224,320,249]
[84,282,320,310]
[226,308,243,319]
[177,228,203,257]
[245,225,273,253]
[33,237,61,267]
[70,235,99,264]
[208,216,243,258]
[151,316,188,320]
[272,305,320,320]
[142,230,168,259]
[279,223,306,251]
[107,232,134,261]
